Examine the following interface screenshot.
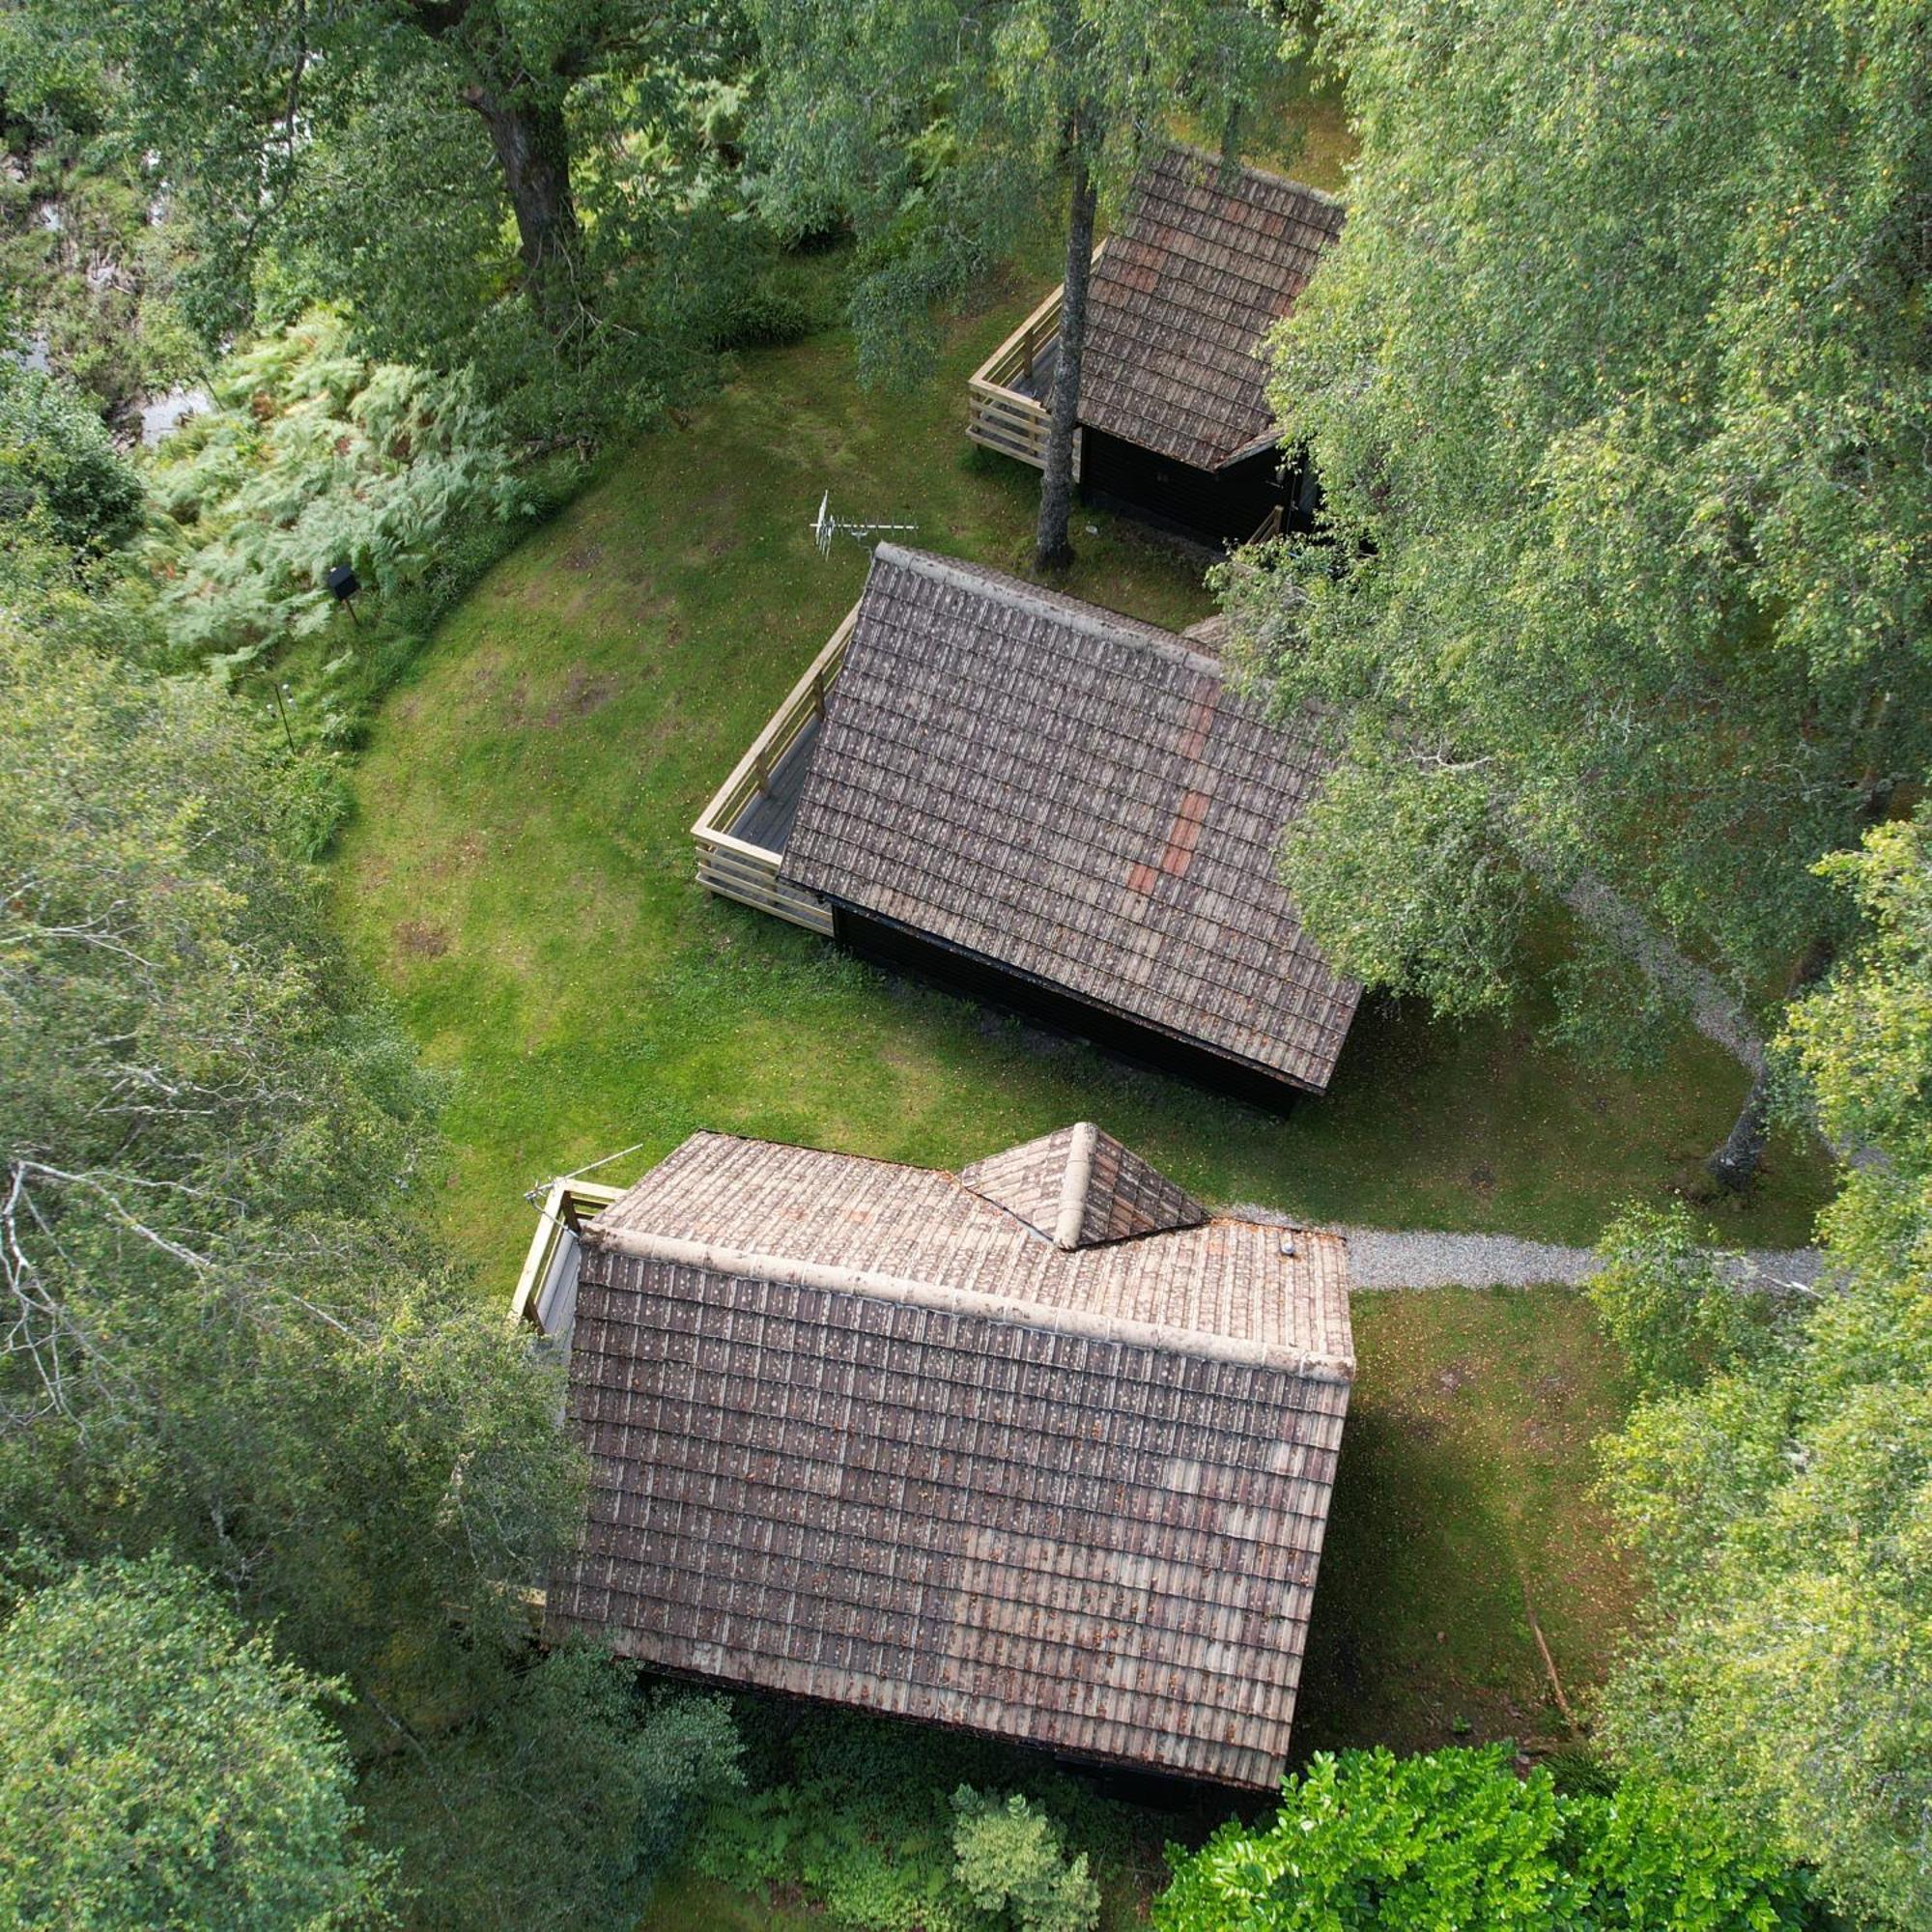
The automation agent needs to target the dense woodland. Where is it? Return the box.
[0,2,1925,1928]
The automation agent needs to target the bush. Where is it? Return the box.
[0,361,142,553]
[689,1702,1132,1932]
[1152,1746,1813,1932]
[952,1787,1101,1932]
[0,1553,393,1931]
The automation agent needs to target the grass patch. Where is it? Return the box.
[1295,1287,1636,1756]
[336,288,1827,1285]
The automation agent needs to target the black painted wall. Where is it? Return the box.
[1079,429,1321,549]
[831,903,1307,1110]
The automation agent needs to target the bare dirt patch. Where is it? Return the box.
[394,921,450,958]
[543,665,616,724]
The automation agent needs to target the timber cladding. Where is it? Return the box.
[548,1127,1354,1789]
[777,545,1361,1094]
[1081,145,1344,473]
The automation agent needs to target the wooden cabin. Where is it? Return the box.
[544,1122,1355,1789]
[692,544,1361,1099]
[968,146,1344,549]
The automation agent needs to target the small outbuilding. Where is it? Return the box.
[546,1122,1354,1789]
[692,544,1360,1099]
[967,146,1344,548]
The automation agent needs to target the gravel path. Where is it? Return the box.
[1230,1206,1820,1293]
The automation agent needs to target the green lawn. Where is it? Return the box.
[333,104,1813,1932]
[337,298,1825,1286]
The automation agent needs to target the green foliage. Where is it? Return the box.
[359,1651,742,1932]
[0,1552,393,1930]
[0,21,204,419]
[1596,805,1932,1928]
[1588,1204,1770,1395]
[43,0,770,440]
[752,0,1283,386]
[952,1788,1100,1932]
[0,544,736,1930]
[1223,0,1931,1064]
[691,1703,1132,1932]
[143,310,542,739]
[0,361,142,551]
[1151,1746,1810,1931]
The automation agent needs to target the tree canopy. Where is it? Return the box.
[0,1552,392,1931]
[1594,804,1932,1928]
[43,0,764,434]
[752,0,1281,565]
[0,531,739,1926]
[1220,0,1931,1174]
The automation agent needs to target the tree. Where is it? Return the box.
[1593,803,1932,1927]
[0,361,143,553]
[0,551,739,1926]
[1151,1745,1810,1931]
[753,0,1281,570]
[0,1552,393,1931]
[1219,0,1931,1182]
[38,0,756,434]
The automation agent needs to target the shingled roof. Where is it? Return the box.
[549,1128,1353,1788]
[1080,146,1344,472]
[777,546,1360,1093]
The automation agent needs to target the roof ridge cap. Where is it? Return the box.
[1157,140,1346,212]
[1053,1121,1099,1250]
[590,1225,1354,1381]
[871,546,1221,680]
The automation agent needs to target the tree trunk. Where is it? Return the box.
[1703,936,1836,1191]
[1706,1067,1772,1193]
[1035,144,1098,575]
[465,83,581,308]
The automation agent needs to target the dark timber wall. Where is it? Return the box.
[832,904,1307,1110]
[1079,429,1321,549]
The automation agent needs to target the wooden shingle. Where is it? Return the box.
[548,1129,1354,1789]
[777,546,1361,1094]
[1081,146,1345,471]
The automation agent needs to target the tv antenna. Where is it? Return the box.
[810,491,918,558]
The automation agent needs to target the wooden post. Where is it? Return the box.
[559,1191,584,1237]
[812,668,827,720]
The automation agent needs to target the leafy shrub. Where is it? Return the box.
[145,312,532,667]
[953,1787,1101,1932]
[689,1702,1134,1932]
[1151,1746,1812,1931]
[0,1552,394,1930]
[0,361,142,552]
[708,279,815,350]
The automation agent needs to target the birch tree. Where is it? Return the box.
[1220,0,1930,1183]
[753,0,1281,571]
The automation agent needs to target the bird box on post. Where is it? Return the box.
[326,562,361,625]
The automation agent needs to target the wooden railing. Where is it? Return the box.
[508,1177,622,1334]
[965,245,1104,475]
[689,606,855,936]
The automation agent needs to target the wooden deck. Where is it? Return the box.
[690,607,854,935]
[965,247,1104,474]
